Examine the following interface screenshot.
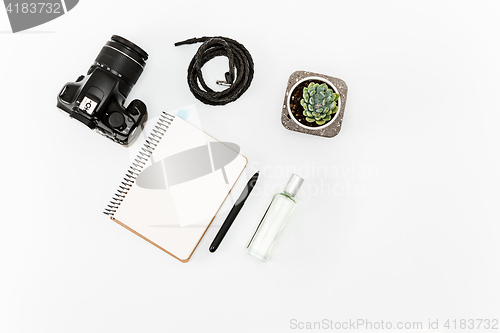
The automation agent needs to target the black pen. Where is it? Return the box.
[209,171,259,253]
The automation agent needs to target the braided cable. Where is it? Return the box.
[174,36,254,106]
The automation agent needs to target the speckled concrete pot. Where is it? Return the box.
[282,71,348,138]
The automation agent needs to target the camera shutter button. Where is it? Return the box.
[108,112,125,129]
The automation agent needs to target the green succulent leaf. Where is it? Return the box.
[299,82,340,126]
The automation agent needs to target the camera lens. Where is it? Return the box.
[93,35,149,88]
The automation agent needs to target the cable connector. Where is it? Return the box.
[216,72,234,87]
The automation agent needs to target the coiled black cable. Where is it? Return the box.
[174,36,254,106]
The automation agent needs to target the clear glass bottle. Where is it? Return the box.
[246,174,304,261]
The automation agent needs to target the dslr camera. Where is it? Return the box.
[57,35,148,145]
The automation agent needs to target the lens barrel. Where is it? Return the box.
[93,35,148,88]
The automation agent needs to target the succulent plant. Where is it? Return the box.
[300,82,339,125]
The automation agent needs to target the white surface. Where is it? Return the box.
[1,1,499,332]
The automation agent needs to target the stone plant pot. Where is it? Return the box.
[281,71,348,138]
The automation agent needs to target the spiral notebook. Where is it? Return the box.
[104,111,247,262]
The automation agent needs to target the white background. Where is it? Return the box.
[1,1,499,332]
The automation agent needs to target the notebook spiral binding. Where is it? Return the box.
[104,112,175,216]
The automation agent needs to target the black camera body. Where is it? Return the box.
[57,36,148,145]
